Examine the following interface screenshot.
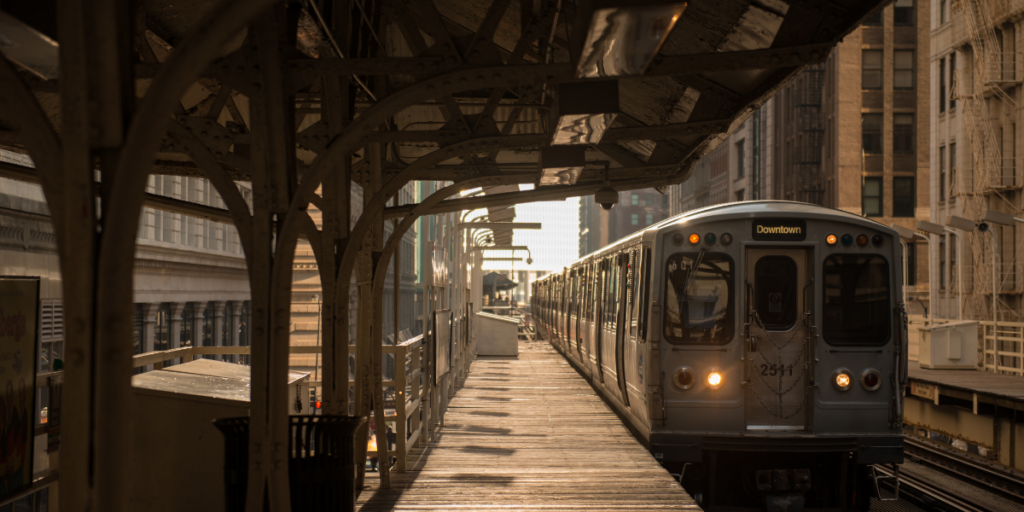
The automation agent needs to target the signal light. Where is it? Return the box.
[832,368,852,391]
[705,367,723,390]
[673,367,696,390]
[705,233,717,245]
[861,368,881,391]
[826,234,837,245]
[856,234,869,246]
[841,234,853,246]
[315,400,322,409]
[720,233,733,245]
[872,234,884,246]
[689,233,700,244]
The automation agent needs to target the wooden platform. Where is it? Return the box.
[908,365,1024,402]
[357,339,699,511]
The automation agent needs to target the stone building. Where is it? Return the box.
[579,187,670,255]
[929,0,1024,328]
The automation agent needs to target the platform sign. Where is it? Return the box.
[0,277,39,499]
[910,381,936,401]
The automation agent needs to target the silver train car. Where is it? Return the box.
[532,201,907,512]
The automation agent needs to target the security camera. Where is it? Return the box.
[526,257,533,265]
[595,186,618,211]
[978,222,990,233]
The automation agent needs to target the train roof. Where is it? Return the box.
[563,201,896,272]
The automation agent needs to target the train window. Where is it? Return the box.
[822,255,891,345]
[754,256,798,330]
[664,252,734,344]
[638,248,652,341]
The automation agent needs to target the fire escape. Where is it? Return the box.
[796,64,826,205]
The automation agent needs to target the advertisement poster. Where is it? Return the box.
[0,277,38,499]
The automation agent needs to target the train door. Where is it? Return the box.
[576,265,587,361]
[744,247,812,430]
[614,252,630,408]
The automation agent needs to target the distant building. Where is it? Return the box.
[579,188,670,255]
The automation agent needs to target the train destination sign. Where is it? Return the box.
[752,219,807,241]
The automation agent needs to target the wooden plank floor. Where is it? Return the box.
[908,366,1024,401]
[357,339,700,511]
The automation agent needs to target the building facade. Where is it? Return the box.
[580,187,670,257]
[668,103,775,216]
[930,0,1024,327]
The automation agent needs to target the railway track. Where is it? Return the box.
[904,436,1024,505]
[873,436,1024,511]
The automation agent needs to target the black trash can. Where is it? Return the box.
[214,415,366,512]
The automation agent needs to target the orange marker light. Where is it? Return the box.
[857,234,869,246]
[689,233,700,244]
[826,234,837,245]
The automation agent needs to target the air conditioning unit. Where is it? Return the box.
[918,321,978,370]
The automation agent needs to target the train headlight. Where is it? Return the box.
[705,367,723,390]
[673,367,696,390]
[832,368,853,391]
[861,368,882,391]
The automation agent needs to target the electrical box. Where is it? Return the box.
[128,359,310,512]
[918,321,979,370]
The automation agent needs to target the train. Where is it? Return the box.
[531,201,907,512]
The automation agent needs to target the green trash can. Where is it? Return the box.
[214,415,366,512]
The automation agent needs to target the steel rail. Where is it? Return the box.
[875,464,988,512]
[904,435,1024,505]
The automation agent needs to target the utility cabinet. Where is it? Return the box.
[918,321,979,370]
[128,359,310,512]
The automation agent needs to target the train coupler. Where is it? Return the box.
[756,468,811,512]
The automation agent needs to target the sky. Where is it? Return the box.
[476,184,580,273]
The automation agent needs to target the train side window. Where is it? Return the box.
[754,256,798,330]
[638,248,652,341]
[822,255,891,345]
[664,252,734,344]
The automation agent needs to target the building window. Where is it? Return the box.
[949,53,957,109]
[645,213,653,225]
[863,114,883,153]
[939,146,946,201]
[950,235,957,291]
[949,143,957,197]
[736,140,745,178]
[940,0,948,24]
[894,0,914,25]
[736,190,745,202]
[155,303,170,352]
[646,193,653,206]
[631,193,639,206]
[893,177,915,217]
[631,213,639,225]
[893,114,915,154]
[862,50,883,89]
[939,58,946,113]
[863,177,883,216]
[894,50,914,89]
[864,10,883,26]
[907,242,916,286]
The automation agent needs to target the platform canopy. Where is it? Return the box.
[0,1,889,511]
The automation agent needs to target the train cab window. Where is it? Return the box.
[823,255,891,345]
[754,256,798,330]
[664,252,734,344]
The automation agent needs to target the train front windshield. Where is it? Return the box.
[822,254,891,345]
[664,252,734,344]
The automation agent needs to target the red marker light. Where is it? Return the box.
[315,400,322,409]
